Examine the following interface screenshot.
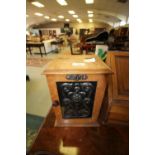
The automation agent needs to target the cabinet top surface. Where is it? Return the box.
[44,55,112,74]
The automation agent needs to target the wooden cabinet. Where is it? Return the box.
[112,27,129,51]
[104,51,129,124]
[44,55,112,127]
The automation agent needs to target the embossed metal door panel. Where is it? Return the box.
[57,82,97,119]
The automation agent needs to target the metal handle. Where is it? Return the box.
[52,100,59,107]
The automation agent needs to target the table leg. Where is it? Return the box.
[39,47,43,57]
[29,47,32,55]
[86,47,88,54]
[43,45,47,55]
[80,49,83,54]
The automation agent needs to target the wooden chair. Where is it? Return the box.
[69,41,83,55]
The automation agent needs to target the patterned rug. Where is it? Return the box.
[26,58,52,67]
[26,114,44,151]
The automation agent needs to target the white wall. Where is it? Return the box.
[33,22,112,32]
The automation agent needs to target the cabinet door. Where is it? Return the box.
[105,52,129,124]
[46,74,107,126]
[107,52,129,101]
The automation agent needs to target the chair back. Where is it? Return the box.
[69,41,82,55]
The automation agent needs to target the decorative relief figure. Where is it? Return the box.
[57,82,97,119]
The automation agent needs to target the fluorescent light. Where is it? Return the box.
[34,12,43,16]
[77,19,82,23]
[58,15,64,19]
[65,19,70,22]
[56,0,67,6]
[114,23,120,28]
[85,0,94,4]
[73,15,78,18]
[89,19,93,22]
[87,11,93,14]
[44,16,50,19]
[120,21,126,26]
[51,18,57,21]
[88,14,93,17]
[68,10,75,14]
[31,1,44,8]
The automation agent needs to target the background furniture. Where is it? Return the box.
[69,42,83,55]
[44,55,112,127]
[81,43,96,54]
[26,42,46,57]
[111,27,129,51]
[85,31,108,44]
[43,39,58,53]
[50,38,64,53]
[26,39,62,56]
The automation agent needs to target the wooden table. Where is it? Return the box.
[27,107,129,155]
[26,42,46,57]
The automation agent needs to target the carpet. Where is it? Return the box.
[26,113,44,151]
[26,58,52,67]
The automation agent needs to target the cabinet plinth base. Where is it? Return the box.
[54,120,100,127]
